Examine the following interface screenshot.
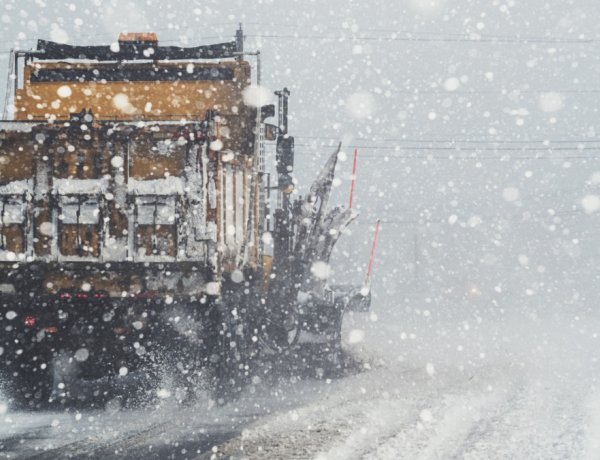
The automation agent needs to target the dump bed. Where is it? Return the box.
[0,33,262,299]
[14,60,250,122]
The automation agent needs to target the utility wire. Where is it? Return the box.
[0,23,241,43]
[1,24,596,51]
[246,33,598,45]
[243,21,598,44]
[293,148,600,161]
[294,142,600,151]
[3,22,588,45]
[295,136,600,144]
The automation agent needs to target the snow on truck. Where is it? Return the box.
[0,27,372,409]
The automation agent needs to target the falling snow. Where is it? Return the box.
[1,0,600,458]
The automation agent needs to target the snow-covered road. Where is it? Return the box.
[208,363,599,459]
[2,305,600,459]
[2,362,598,459]
[208,302,600,459]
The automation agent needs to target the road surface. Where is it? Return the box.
[1,309,599,459]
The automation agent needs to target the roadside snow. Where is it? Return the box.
[2,293,600,459]
[205,293,600,459]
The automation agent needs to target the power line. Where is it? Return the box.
[3,22,592,45]
[0,23,241,43]
[294,89,600,95]
[376,209,585,226]
[0,28,597,54]
[295,136,600,144]
[314,155,600,161]
[294,142,600,151]
[0,28,238,54]
[293,148,600,161]
[290,139,600,160]
[0,25,596,56]
[247,33,598,45]
[244,21,600,44]
[326,156,600,161]
[388,89,600,94]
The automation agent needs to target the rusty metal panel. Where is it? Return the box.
[14,61,250,122]
[0,138,34,183]
[135,225,177,258]
[58,224,101,257]
[0,115,258,296]
[0,224,25,254]
[129,138,186,180]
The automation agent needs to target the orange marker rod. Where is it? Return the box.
[349,148,358,209]
[367,219,381,281]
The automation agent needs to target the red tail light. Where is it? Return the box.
[24,315,37,328]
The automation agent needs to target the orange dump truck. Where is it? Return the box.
[0,29,369,409]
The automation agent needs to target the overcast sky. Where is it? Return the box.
[2,0,600,318]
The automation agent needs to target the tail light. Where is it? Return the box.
[24,315,37,328]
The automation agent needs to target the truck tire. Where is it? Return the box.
[213,309,248,401]
[2,361,53,410]
[212,279,258,402]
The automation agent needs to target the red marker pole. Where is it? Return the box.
[367,219,380,282]
[349,148,358,209]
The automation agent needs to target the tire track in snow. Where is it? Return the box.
[303,365,510,460]
[205,365,433,459]
[363,373,588,460]
[456,375,588,459]
[0,398,247,459]
[352,373,516,460]
[212,366,598,460]
[306,368,454,460]
[582,386,600,460]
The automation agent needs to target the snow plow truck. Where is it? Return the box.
[0,27,371,409]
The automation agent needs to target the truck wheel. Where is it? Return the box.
[2,362,53,410]
[213,310,248,401]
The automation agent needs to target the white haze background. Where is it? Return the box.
[2,0,600,445]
